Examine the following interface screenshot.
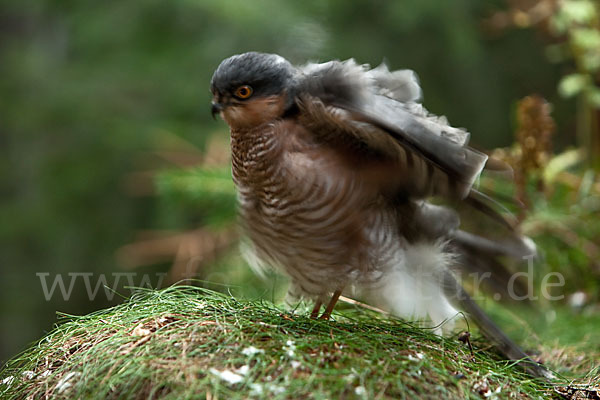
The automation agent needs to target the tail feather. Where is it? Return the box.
[452,229,536,259]
[450,229,536,301]
[442,271,554,380]
[465,189,518,231]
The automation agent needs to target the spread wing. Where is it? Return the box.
[296,59,513,227]
[297,60,486,199]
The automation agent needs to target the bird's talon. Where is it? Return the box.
[318,313,331,321]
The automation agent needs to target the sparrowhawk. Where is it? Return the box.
[210,52,551,378]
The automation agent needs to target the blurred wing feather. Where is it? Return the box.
[298,59,487,200]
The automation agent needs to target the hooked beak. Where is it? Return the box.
[211,102,224,120]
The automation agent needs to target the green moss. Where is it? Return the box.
[3,286,595,400]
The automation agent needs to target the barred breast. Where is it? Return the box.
[230,120,395,299]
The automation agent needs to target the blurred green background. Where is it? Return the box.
[2,0,599,365]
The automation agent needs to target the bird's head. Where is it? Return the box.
[210,52,297,131]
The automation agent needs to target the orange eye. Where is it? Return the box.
[234,85,253,99]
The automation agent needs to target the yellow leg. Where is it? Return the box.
[319,289,343,320]
[310,300,322,319]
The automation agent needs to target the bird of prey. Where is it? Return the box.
[210,52,551,378]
